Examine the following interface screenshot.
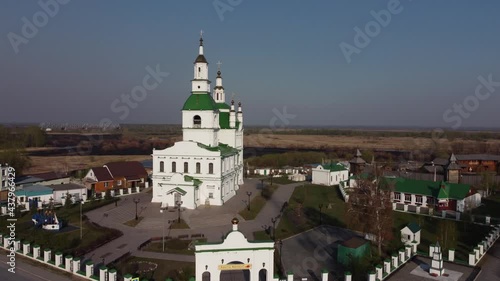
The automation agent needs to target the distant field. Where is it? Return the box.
[244,134,500,151]
[25,155,150,174]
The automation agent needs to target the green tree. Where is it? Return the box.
[22,126,46,147]
[64,192,73,208]
[0,145,31,175]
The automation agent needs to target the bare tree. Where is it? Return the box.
[346,177,394,256]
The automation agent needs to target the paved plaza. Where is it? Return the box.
[82,178,301,266]
[387,257,477,281]
[281,225,359,281]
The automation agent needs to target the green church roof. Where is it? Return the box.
[219,112,230,129]
[215,102,231,110]
[182,94,217,111]
[197,142,239,157]
[321,163,348,172]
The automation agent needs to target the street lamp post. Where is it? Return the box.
[246,191,252,211]
[80,199,84,240]
[318,203,324,225]
[133,198,140,220]
[277,239,283,276]
[160,208,165,252]
[176,201,183,223]
[271,217,277,241]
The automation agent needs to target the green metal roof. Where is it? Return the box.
[197,142,239,157]
[321,163,348,172]
[407,222,421,233]
[182,94,217,110]
[167,187,187,196]
[388,177,471,200]
[184,175,202,186]
[215,102,230,110]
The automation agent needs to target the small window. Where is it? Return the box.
[209,192,214,199]
[104,182,109,188]
[196,162,201,174]
[160,161,164,172]
[172,162,176,173]
[209,163,214,174]
[193,115,201,128]
[198,67,201,73]
[117,180,122,186]
[184,162,189,173]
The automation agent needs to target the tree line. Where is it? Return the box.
[0,125,47,174]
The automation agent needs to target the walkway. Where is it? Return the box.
[82,179,302,266]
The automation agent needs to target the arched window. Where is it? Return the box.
[196,162,201,174]
[198,67,201,73]
[184,162,189,173]
[159,161,164,172]
[171,162,176,173]
[193,115,201,128]
[208,163,214,174]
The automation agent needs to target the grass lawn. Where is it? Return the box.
[274,184,346,239]
[0,199,121,256]
[238,184,279,220]
[143,238,207,255]
[123,217,144,227]
[113,256,194,281]
[170,219,190,229]
[393,212,492,262]
[471,193,500,217]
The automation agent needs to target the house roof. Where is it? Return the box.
[215,102,231,110]
[51,183,86,191]
[15,176,44,185]
[406,222,421,233]
[167,187,187,196]
[27,171,69,181]
[387,177,472,200]
[91,167,114,181]
[455,154,500,161]
[14,185,53,197]
[341,237,368,249]
[104,161,147,178]
[320,163,348,172]
[182,94,217,111]
[194,54,207,63]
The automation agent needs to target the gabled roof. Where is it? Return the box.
[320,163,348,172]
[51,183,86,191]
[104,161,147,178]
[91,167,114,181]
[406,222,421,233]
[167,187,187,196]
[26,171,69,181]
[387,177,472,200]
[182,94,217,110]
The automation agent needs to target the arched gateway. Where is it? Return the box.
[195,218,275,281]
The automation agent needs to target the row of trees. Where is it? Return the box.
[0,125,46,174]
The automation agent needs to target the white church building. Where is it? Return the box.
[151,35,244,209]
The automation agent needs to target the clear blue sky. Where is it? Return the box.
[1,0,500,129]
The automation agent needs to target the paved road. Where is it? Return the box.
[476,240,500,280]
[0,250,84,281]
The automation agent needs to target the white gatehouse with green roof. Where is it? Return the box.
[151,35,244,209]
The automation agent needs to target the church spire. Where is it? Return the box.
[199,30,204,55]
[214,60,225,103]
[192,32,210,93]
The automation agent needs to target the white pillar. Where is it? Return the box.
[416,206,420,214]
[127,187,132,194]
[474,247,480,260]
[123,274,133,281]
[14,239,21,251]
[72,257,81,274]
[392,254,398,268]
[486,216,491,224]
[3,237,9,248]
[448,249,455,262]
[403,205,408,212]
[136,186,140,193]
[22,242,30,255]
[368,271,376,281]
[376,265,383,280]
[287,272,293,281]
[384,259,391,274]
[412,242,418,253]
[65,255,72,272]
[405,245,412,258]
[321,269,328,281]
[392,203,396,210]
[99,266,108,281]
[33,245,40,259]
[469,253,475,265]
[85,261,94,277]
[44,249,51,263]
[55,252,63,267]
[479,244,484,256]
[399,249,405,263]
[108,269,117,281]
[119,189,124,195]
[345,272,352,281]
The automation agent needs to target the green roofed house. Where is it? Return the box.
[151,34,244,209]
[387,177,481,213]
[337,237,370,266]
[312,162,349,186]
[400,222,421,245]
